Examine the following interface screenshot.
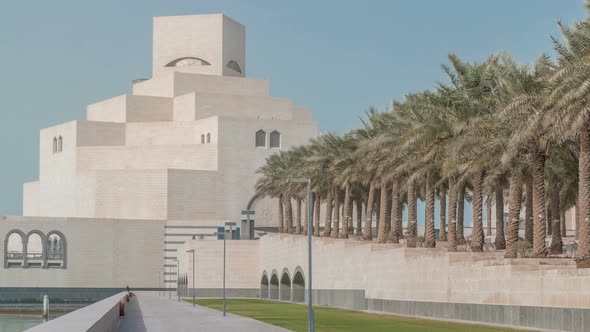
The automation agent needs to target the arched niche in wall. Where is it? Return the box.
[46,231,67,269]
[4,230,25,268]
[24,230,46,268]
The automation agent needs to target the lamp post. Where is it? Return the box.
[223,222,236,317]
[186,249,196,307]
[288,178,314,332]
[174,259,180,302]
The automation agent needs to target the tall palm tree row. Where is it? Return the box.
[255,5,590,258]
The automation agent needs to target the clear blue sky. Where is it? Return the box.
[0,1,586,224]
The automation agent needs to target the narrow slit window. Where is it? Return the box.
[270,131,281,148]
[255,130,266,147]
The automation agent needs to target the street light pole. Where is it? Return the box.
[223,222,235,317]
[187,249,196,307]
[224,227,227,316]
[174,259,180,302]
[289,178,314,332]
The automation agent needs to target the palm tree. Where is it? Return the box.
[501,55,553,257]
[546,16,590,258]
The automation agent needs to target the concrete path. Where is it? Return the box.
[117,291,289,332]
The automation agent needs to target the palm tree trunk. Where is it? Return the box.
[385,188,392,236]
[377,180,389,243]
[471,171,484,252]
[549,190,563,254]
[505,176,523,258]
[284,196,293,234]
[578,120,590,258]
[495,184,506,249]
[390,181,401,243]
[355,200,363,235]
[448,178,458,252]
[486,197,492,236]
[532,142,548,257]
[424,182,436,248]
[296,198,302,234]
[323,189,333,237]
[374,189,381,237]
[407,181,417,248]
[398,198,405,240]
[547,206,553,236]
[438,187,447,241]
[457,182,466,244]
[363,182,376,240]
[348,201,354,234]
[278,195,284,233]
[561,207,566,238]
[525,178,533,245]
[341,184,351,239]
[575,197,580,240]
[313,193,320,236]
[331,189,341,238]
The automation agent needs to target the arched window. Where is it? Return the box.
[165,57,211,67]
[270,131,281,148]
[58,136,63,152]
[52,137,57,154]
[25,232,44,268]
[206,133,211,143]
[255,130,266,147]
[201,134,205,144]
[46,231,66,268]
[5,231,25,268]
[226,60,242,74]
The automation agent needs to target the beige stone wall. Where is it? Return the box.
[0,216,164,288]
[76,121,126,147]
[87,95,173,123]
[94,170,167,220]
[179,239,260,289]
[22,182,39,216]
[260,234,590,309]
[174,92,294,121]
[133,72,269,98]
[76,145,217,171]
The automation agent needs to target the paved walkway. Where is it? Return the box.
[117,291,288,332]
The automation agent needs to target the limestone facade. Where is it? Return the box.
[13,13,317,285]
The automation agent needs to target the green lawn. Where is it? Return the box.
[188,299,527,332]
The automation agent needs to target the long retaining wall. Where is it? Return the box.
[258,233,590,332]
[26,292,127,332]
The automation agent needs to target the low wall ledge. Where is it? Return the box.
[25,291,127,332]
